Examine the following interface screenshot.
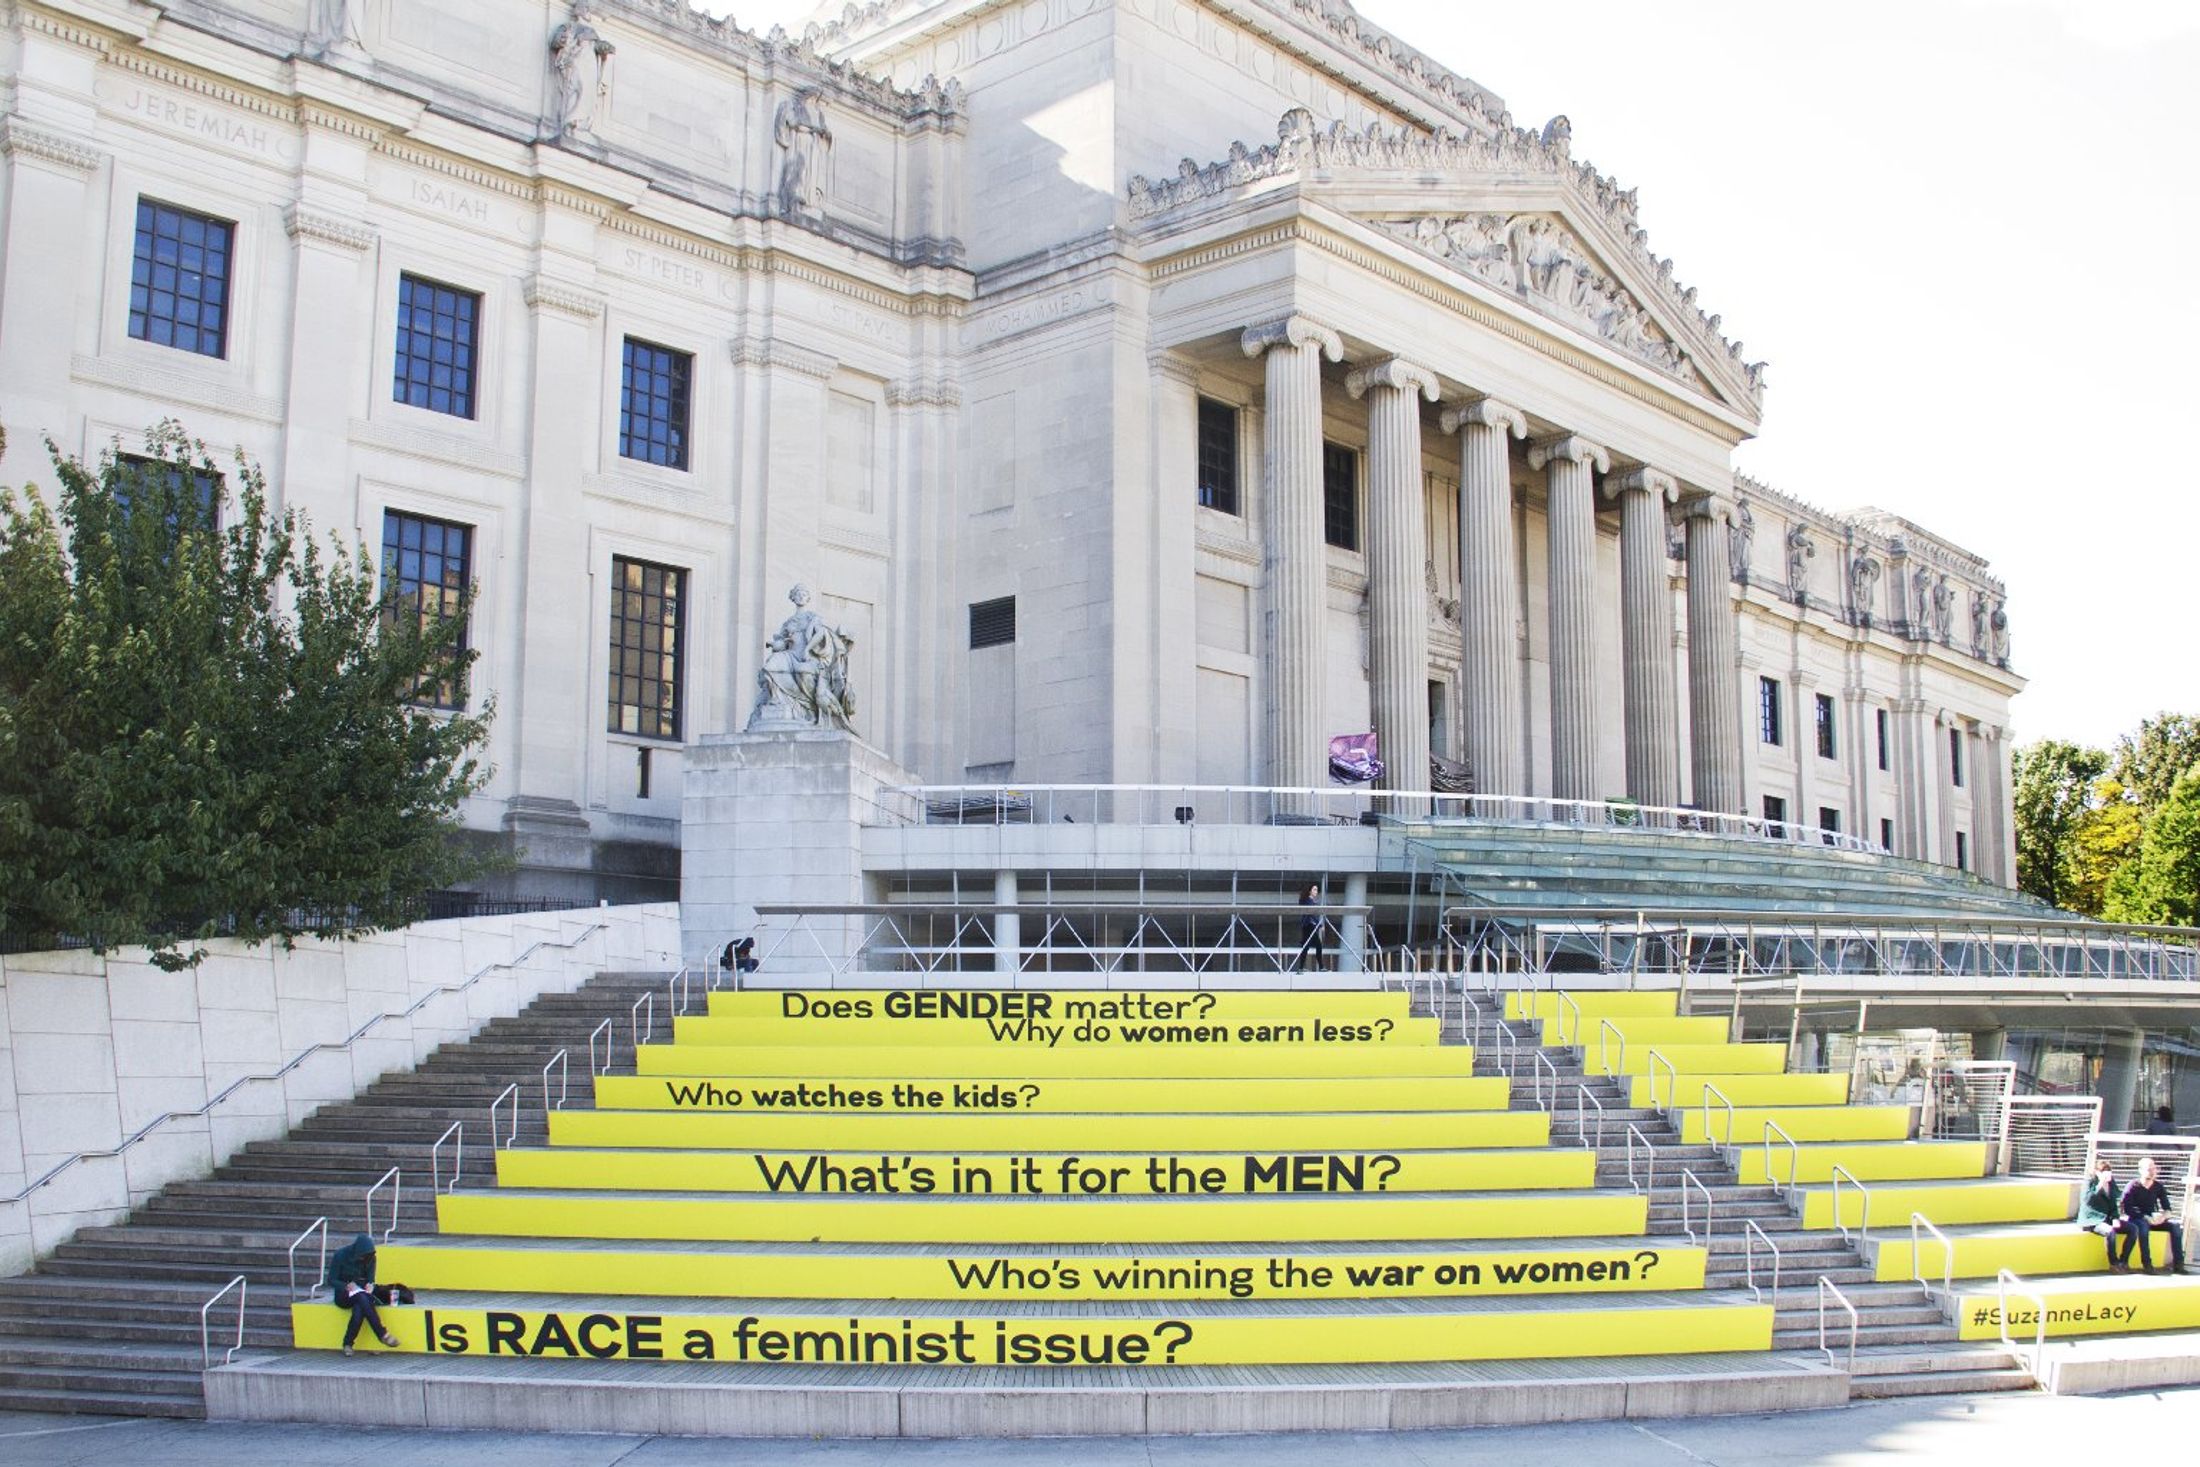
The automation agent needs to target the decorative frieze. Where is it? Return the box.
[522,275,607,320]
[0,118,101,173]
[285,205,376,251]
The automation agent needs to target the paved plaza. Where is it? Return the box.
[9,1390,2200,1466]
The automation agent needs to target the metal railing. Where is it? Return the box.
[632,992,656,1049]
[1743,1216,1780,1304]
[1702,1083,1737,1152]
[587,1017,615,1076]
[1572,1083,1606,1151]
[2083,1132,2200,1212]
[1911,1212,1955,1302]
[1831,1162,1869,1243]
[201,1275,249,1370]
[365,1166,400,1242]
[430,1121,463,1195]
[1818,1277,1859,1373]
[1530,1050,1559,1113]
[2003,1095,2104,1175]
[1624,1123,1655,1194]
[1681,1167,1714,1244]
[668,965,694,1016]
[286,1216,328,1301]
[542,1049,571,1114]
[1997,1268,2050,1383]
[1764,1119,1802,1191]
[2,919,616,1207]
[1646,1049,1680,1112]
[488,1083,519,1148]
[1596,1017,1626,1078]
[1926,1060,2016,1151]
[1557,992,1584,1046]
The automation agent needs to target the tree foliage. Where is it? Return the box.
[2111,714,2200,813]
[0,424,493,967]
[2011,739,2108,909]
[2103,767,2200,927]
[2014,715,2200,924]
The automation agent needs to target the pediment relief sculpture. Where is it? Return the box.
[1126,109,1765,408]
[1373,213,1689,382]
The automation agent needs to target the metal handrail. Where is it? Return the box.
[1702,1082,1737,1150]
[1997,1267,2050,1382]
[286,1216,328,1301]
[1573,1082,1606,1151]
[1597,1017,1627,1078]
[542,1048,570,1114]
[1764,1119,1802,1190]
[430,1121,463,1195]
[668,965,693,1016]
[1624,1123,1655,1193]
[587,1018,615,1076]
[2,919,617,1206]
[1912,1212,1955,1301]
[365,1165,400,1242]
[1831,1162,1869,1243]
[1681,1166,1714,1244]
[488,1082,519,1148]
[1531,1050,1559,1112]
[1743,1216,1780,1304]
[1646,1049,1680,1111]
[201,1275,248,1369]
[632,991,655,1050]
[1819,1277,1859,1373]
[1557,992,1584,1045]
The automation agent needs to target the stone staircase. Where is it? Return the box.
[1442,997,2031,1400]
[0,969,673,1419]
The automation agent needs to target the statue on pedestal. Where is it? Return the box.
[747,584,857,733]
[551,3,616,140]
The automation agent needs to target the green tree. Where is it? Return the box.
[2103,767,2200,927]
[2110,713,2200,813]
[2011,738,2109,910]
[0,424,493,967]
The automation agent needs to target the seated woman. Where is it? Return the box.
[326,1233,400,1354]
[2078,1158,2126,1270]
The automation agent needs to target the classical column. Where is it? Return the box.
[1531,436,1610,804]
[1607,467,1682,809]
[1683,497,1745,814]
[1441,398,1529,798]
[1242,316,1344,797]
[1347,357,1441,798]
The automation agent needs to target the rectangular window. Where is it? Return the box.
[1759,677,1783,746]
[969,596,1016,649]
[129,198,234,358]
[1195,397,1239,515]
[1322,442,1359,551]
[1819,806,1841,834]
[1880,818,1895,853]
[608,556,686,739]
[393,273,481,419]
[1876,708,1890,772]
[1762,795,1788,827]
[1950,728,1966,787]
[380,510,472,709]
[115,453,221,532]
[619,337,692,470]
[1815,693,1837,760]
[1955,830,1970,871]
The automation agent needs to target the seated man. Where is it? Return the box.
[2078,1158,2127,1270]
[2118,1157,2189,1275]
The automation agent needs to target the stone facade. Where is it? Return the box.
[0,0,2021,895]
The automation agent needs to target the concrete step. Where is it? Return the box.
[0,1362,203,1397]
[0,1385,205,1418]
[1847,1345,2020,1378]
[1850,1366,2035,1398]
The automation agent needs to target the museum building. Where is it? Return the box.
[0,0,2022,901]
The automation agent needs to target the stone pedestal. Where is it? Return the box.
[680,730,920,969]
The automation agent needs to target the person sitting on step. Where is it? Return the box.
[327,1233,401,1354]
[2079,1158,2128,1270]
[2118,1157,2189,1275]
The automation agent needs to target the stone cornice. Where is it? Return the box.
[886,376,961,407]
[732,337,839,380]
[522,276,607,320]
[0,117,102,173]
[284,204,375,251]
[1345,357,1439,402]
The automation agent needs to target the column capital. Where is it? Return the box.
[1147,351,1204,388]
[1681,491,1734,524]
[1346,356,1440,403]
[1440,396,1528,439]
[1240,315,1343,362]
[1528,434,1611,474]
[1605,466,1679,503]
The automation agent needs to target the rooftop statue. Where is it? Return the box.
[748,584,857,734]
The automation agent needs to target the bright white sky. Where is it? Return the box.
[711,0,2200,750]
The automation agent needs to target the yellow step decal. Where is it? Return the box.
[1596,1043,1787,1077]
[1798,1180,2073,1231]
[1540,1016,1730,1050]
[1505,992,1678,1023]
[378,1241,1707,1301]
[434,1190,1651,1244]
[291,1300,1771,1365]
[594,1073,1512,1115]
[1630,1074,1851,1109]
[544,1109,1550,1153]
[1677,1106,1908,1145]
[671,1014,1440,1048]
[1733,1142,1989,1187]
[492,1146,1597,1197]
[1874,1229,2118,1283]
[707,990,1413,1023]
[1957,1276,2200,1341]
[637,1044,1478,1080]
